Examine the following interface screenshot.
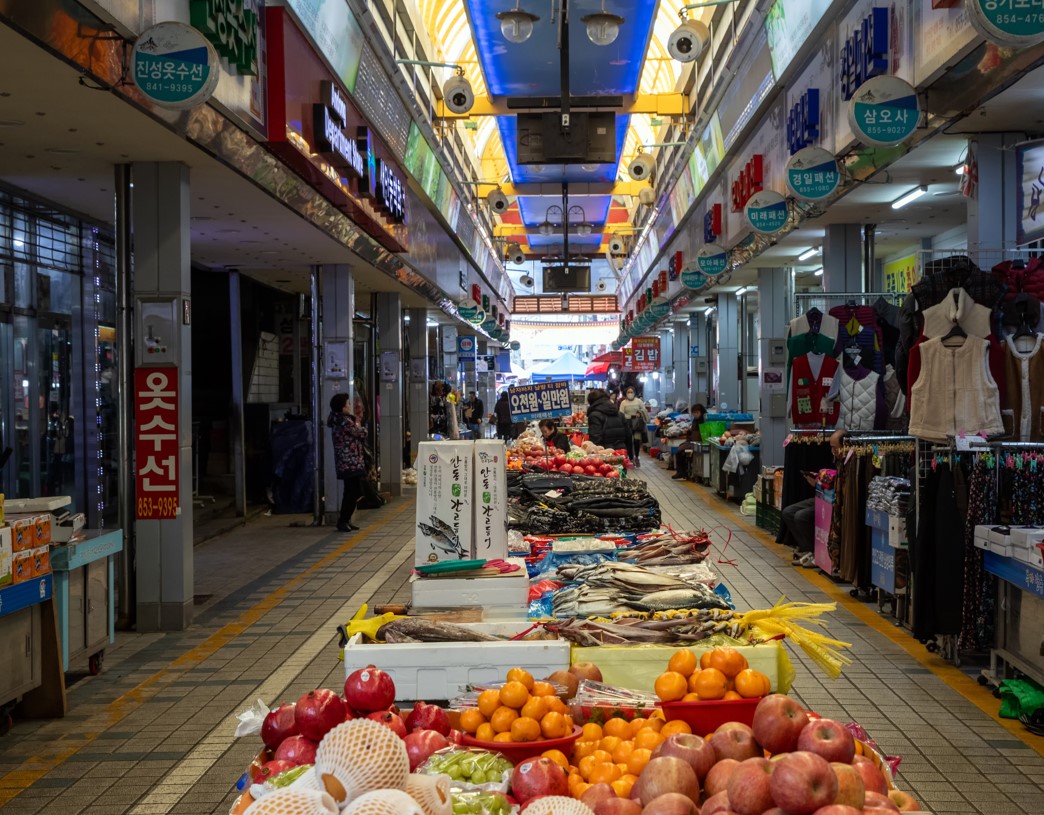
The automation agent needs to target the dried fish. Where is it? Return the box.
[632,587,730,612]
[377,618,501,643]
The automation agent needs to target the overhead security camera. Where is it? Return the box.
[596,279,609,292]
[628,152,654,182]
[638,186,656,206]
[609,236,626,255]
[519,274,534,288]
[487,188,509,214]
[443,74,474,115]
[669,19,710,63]
[508,245,526,265]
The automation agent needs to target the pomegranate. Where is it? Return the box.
[251,759,295,784]
[404,729,450,771]
[260,703,299,751]
[273,735,318,766]
[368,708,407,738]
[405,701,451,736]
[344,665,396,712]
[295,689,347,742]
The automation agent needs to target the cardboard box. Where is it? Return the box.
[888,515,908,549]
[31,545,51,578]
[0,527,11,588]
[411,558,529,609]
[472,440,509,561]
[416,441,474,565]
[10,515,35,552]
[32,515,51,547]
[13,549,33,584]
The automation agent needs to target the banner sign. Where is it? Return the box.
[786,146,841,201]
[847,75,920,147]
[1016,140,1044,245]
[883,254,921,294]
[507,381,572,421]
[132,22,219,110]
[681,266,710,290]
[623,337,661,372]
[457,335,477,361]
[745,190,789,234]
[135,368,180,520]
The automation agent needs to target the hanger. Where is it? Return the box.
[1012,259,1027,271]
[941,321,967,342]
[805,306,822,334]
[845,298,857,308]
[1012,293,1038,340]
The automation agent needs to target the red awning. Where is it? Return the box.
[585,360,611,377]
[592,351,623,363]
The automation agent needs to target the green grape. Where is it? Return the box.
[470,770,486,785]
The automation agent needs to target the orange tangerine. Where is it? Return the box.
[692,668,728,700]
[573,741,596,760]
[612,774,637,798]
[660,720,693,737]
[567,773,583,793]
[532,681,556,697]
[542,749,570,769]
[723,690,743,700]
[459,708,487,735]
[490,706,519,733]
[654,671,689,702]
[477,689,501,718]
[588,763,621,786]
[626,747,652,776]
[699,650,714,670]
[682,692,700,702]
[521,697,550,721]
[577,755,599,781]
[540,711,570,740]
[705,646,749,679]
[667,649,698,678]
[602,717,632,740]
[644,716,664,732]
[598,735,622,754]
[499,680,530,709]
[493,732,513,743]
[581,723,604,742]
[634,729,664,751]
[591,749,613,765]
[546,696,569,715]
[628,717,649,737]
[735,668,772,698]
[506,667,535,690]
[475,722,495,742]
[611,740,635,764]
[510,716,542,743]
[574,782,590,798]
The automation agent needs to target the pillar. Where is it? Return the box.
[822,224,863,293]
[441,325,458,389]
[376,293,403,496]
[689,313,707,407]
[672,320,688,408]
[407,308,429,457]
[131,162,193,632]
[968,133,1020,265]
[716,293,739,410]
[320,264,353,525]
[757,268,789,466]
[228,270,246,517]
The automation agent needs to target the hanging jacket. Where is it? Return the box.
[1000,334,1044,442]
[829,304,884,374]
[789,353,841,428]
[908,337,1005,443]
[327,411,367,478]
[993,258,1044,304]
[920,288,992,340]
[831,365,883,432]
[587,397,629,449]
[786,311,839,399]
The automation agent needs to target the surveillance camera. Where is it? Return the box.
[609,236,626,255]
[510,249,527,265]
[628,153,654,182]
[638,186,655,206]
[519,274,534,287]
[669,19,710,63]
[596,279,608,292]
[487,188,509,214]
[443,75,474,114]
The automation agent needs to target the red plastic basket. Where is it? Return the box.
[658,698,761,736]
[461,726,583,764]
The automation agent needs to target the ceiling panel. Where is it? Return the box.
[517,194,612,227]
[497,114,631,184]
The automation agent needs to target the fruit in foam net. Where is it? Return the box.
[830,762,866,809]
[650,733,716,782]
[797,718,856,764]
[510,757,570,804]
[296,689,347,743]
[631,756,699,807]
[768,751,839,815]
[726,757,774,815]
[261,703,299,751]
[751,694,811,755]
[344,665,395,713]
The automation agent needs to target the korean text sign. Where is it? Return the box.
[623,337,661,372]
[135,368,179,520]
[508,382,572,421]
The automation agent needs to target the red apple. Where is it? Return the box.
[830,762,865,809]
[273,734,318,766]
[403,729,449,771]
[763,810,791,815]
[701,791,732,815]
[887,791,920,811]
[251,759,294,784]
[511,757,569,804]
[633,757,700,806]
[295,689,346,742]
[752,694,810,755]
[726,757,774,815]
[862,792,899,813]
[652,733,717,782]
[344,665,395,712]
[704,759,740,798]
[642,792,700,815]
[261,703,299,751]
[769,751,838,815]
[570,662,604,682]
[580,784,616,811]
[710,727,763,763]
[797,719,856,764]
[596,800,643,815]
[367,708,407,738]
[811,807,862,815]
[405,701,451,736]
[851,757,888,796]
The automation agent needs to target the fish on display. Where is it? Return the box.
[376,617,501,643]
[632,587,730,612]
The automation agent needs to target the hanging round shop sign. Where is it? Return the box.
[681,265,710,291]
[847,75,920,147]
[131,22,220,110]
[649,296,671,320]
[458,298,485,324]
[744,190,789,234]
[785,147,842,201]
[509,340,521,351]
[481,317,498,334]
[612,339,623,351]
[696,243,729,278]
[969,0,1044,46]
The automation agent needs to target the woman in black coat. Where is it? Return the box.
[539,419,572,453]
[586,389,629,450]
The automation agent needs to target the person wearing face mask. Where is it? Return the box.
[618,386,649,467]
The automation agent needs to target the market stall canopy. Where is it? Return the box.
[531,350,589,382]
[585,350,622,380]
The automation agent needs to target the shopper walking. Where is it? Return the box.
[328,392,367,532]
[618,386,649,467]
[539,419,572,453]
[463,393,484,438]
[494,391,514,440]
[444,383,461,440]
[586,389,629,451]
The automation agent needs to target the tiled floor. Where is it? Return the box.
[0,457,1041,814]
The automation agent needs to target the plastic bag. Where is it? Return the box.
[844,722,901,778]
[249,764,314,800]
[451,789,516,814]
[419,747,513,794]
[722,444,741,474]
[234,698,270,738]
[529,579,566,602]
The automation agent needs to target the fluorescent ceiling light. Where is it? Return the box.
[812,268,824,277]
[954,164,966,176]
[798,247,820,261]
[891,186,927,209]
[735,287,750,296]
[426,319,439,327]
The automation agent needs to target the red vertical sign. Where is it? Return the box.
[622,337,661,372]
[135,368,179,520]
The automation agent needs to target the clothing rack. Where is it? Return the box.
[794,292,905,319]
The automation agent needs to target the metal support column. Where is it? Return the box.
[406,308,429,456]
[319,265,353,526]
[228,270,246,517]
[968,133,1020,264]
[757,267,788,466]
[375,292,403,495]
[310,266,323,524]
[823,224,864,293]
[113,163,134,629]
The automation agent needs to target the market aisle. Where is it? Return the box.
[635,456,1044,814]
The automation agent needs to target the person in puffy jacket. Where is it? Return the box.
[328,392,367,532]
[586,389,629,451]
[618,386,650,467]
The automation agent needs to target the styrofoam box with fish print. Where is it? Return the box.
[472,440,509,562]
[344,622,570,701]
[416,441,474,566]
[411,558,529,609]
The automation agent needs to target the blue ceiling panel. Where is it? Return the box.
[517,194,612,228]
[498,114,631,184]
[528,233,605,248]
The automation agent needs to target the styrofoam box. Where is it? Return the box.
[888,515,907,548]
[411,558,529,609]
[344,622,570,701]
[974,525,992,550]
[416,441,474,565]
[989,540,1014,558]
[1014,545,1044,570]
[0,526,11,588]
[1010,526,1044,549]
[988,527,1012,547]
[973,534,990,552]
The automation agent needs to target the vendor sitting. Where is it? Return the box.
[783,429,845,567]
[672,404,707,480]
[539,419,572,453]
